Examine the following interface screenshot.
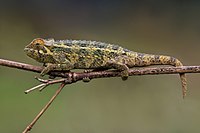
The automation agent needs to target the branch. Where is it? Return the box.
[0,58,200,81]
[0,58,42,73]
[1,58,199,132]
[22,83,66,133]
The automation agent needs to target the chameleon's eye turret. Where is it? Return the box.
[24,38,46,61]
[24,38,46,53]
[24,38,45,51]
[32,38,45,46]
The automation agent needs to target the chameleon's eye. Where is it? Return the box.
[32,38,45,46]
[35,43,40,46]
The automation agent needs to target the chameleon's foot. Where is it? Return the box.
[83,70,92,73]
[121,70,129,80]
[40,68,50,76]
[49,75,56,79]
[40,63,56,76]
[82,77,91,82]
[84,68,109,73]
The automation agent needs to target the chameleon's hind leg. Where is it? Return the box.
[106,60,129,80]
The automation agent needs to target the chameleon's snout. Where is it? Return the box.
[24,47,29,52]
[24,45,33,53]
[24,41,37,59]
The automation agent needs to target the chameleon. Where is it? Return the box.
[24,38,187,98]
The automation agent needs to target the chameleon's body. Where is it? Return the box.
[24,38,187,97]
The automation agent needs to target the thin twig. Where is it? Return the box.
[24,78,67,94]
[22,83,66,133]
[24,83,46,94]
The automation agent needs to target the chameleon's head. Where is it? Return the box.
[24,38,55,63]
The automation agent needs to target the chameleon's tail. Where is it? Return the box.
[131,53,187,98]
[179,73,187,98]
[172,60,187,98]
[153,55,187,98]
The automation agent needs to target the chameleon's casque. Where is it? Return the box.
[24,38,187,98]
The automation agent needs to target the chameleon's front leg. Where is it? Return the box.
[41,63,74,76]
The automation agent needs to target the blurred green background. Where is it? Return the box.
[1,0,200,133]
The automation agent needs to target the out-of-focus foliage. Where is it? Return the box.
[0,1,200,133]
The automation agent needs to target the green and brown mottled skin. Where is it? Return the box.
[24,38,187,97]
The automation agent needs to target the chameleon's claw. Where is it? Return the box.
[82,77,91,82]
[83,69,92,73]
[40,70,46,76]
[35,77,53,83]
[121,70,129,80]
[40,67,50,76]
[40,73,45,77]
[49,75,56,79]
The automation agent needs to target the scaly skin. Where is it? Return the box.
[24,38,187,98]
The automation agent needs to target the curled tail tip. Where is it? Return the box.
[182,90,187,99]
[180,73,187,99]
[182,85,187,99]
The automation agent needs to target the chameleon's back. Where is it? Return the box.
[52,40,134,68]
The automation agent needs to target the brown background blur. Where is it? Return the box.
[1,0,200,133]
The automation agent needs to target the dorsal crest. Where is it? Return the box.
[44,38,55,46]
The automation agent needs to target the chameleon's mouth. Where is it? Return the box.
[24,47,36,58]
[24,47,29,52]
[24,48,34,53]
